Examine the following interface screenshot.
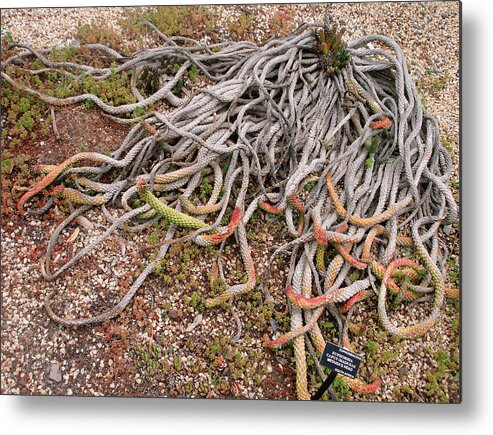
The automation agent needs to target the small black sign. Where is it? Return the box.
[319,342,362,379]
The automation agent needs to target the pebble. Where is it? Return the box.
[49,363,62,383]
[168,309,179,320]
[399,367,409,377]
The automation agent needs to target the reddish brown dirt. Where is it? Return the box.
[36,105,131,165]
[1,104,130,222]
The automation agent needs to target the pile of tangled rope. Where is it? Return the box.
[2,14,458,400]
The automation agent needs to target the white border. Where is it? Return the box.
[1,1,491,435]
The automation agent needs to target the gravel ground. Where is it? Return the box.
[1,2,460,401]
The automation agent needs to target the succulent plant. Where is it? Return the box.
[315,22,350,75]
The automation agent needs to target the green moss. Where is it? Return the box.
[3,32,13,44]
[146,233,159,244]
[319,320,337,337]
[304,180,317,191]
[188,64,199,82]
[17,97,31,113]
[175,273,187,282]
[364,340,379,358]
[364,135,381,154]
[132,107,145,118]
[205,338,223,360]
[1,159,12,174]
[1,151,31,178]
[376,330,391,342]
[198,382,210,395]
[133,343,163,375]
[49,46,78,63]
[2,82,48,148]
[173,354,183,372]
[267,9,296,38]
[423,346,459,402]
[442,137,454,154]
[380,349,399,362]
[145,6,218,38]
[199,176,213,202]
[6,56,138,120]
[447,258,460,287]
[432,77,446,91]
[420,93,428,110]
[332,376,351,400]
[228,12,253,40]
[365,157,375,169]
[435,349,453,377]
[77,22,122,47]
[210,276,228,295]
[189,291,204,310]
[347,269,361,284]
